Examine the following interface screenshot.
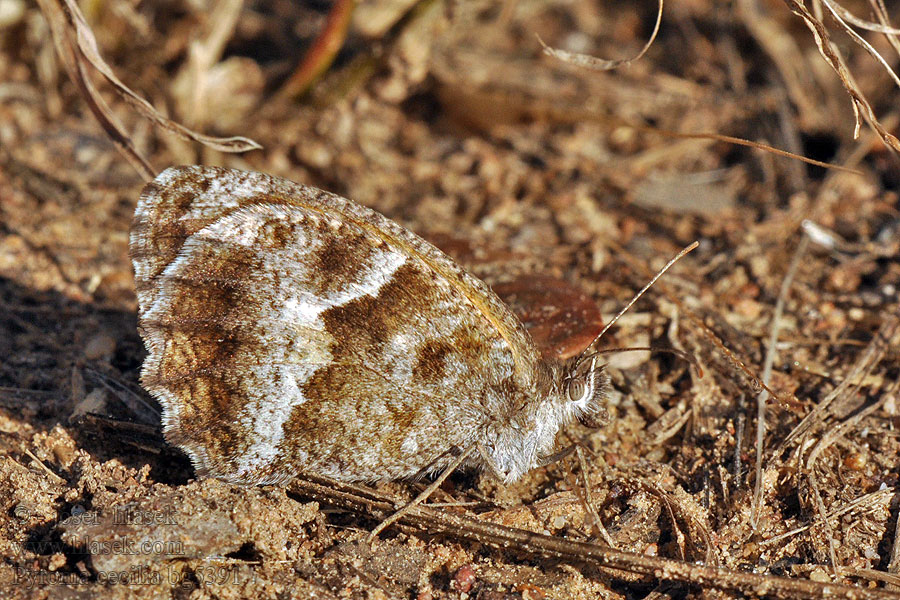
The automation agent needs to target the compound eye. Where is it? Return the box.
[566,355,599,405]
[565,356,610,428]
[567,378,587,403]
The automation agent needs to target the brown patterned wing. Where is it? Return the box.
[131,166,546,484]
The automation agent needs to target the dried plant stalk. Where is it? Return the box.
[34,0,262,180]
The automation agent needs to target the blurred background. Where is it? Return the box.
[2,0,900,597]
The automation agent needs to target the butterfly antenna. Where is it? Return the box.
[585,346,703,377]
[583,241,699,356]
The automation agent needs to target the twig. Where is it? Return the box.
[803,380,898,576]
[279,0,356,99]
[23,449,65,485]
[289,474,900,599]
[34,0,261,181]
[779,316,900,452]
[759,488,895,548]
[365,444,475,542]
[575,444,614,546]
[538,0,663,71]
[781,0,900,153]
[751,234,810,529]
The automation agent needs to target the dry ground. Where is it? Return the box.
[2,0,900,598]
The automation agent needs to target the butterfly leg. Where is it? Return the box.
[536,443,576,467]
[365,444,476,544]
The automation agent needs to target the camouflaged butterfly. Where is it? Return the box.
[130,166,609,485]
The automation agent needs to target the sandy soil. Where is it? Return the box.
[2,1,900,598]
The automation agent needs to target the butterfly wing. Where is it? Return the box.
[131,166,547,483]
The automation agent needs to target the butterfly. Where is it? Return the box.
[130,166,609,485]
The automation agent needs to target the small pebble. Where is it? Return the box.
[453,565,476,593]
[84,333,116,361]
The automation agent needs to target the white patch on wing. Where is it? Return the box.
[196,218,259,247]
[235,363,320,473]
[146,203,410,476]
[401,437,419,454]
[282,295,323,324]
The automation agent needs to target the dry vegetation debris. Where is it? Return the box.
[2,0,900,598]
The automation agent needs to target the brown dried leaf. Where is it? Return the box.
[493,276,604,361]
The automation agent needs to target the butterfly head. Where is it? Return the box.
[561,353,610,429]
